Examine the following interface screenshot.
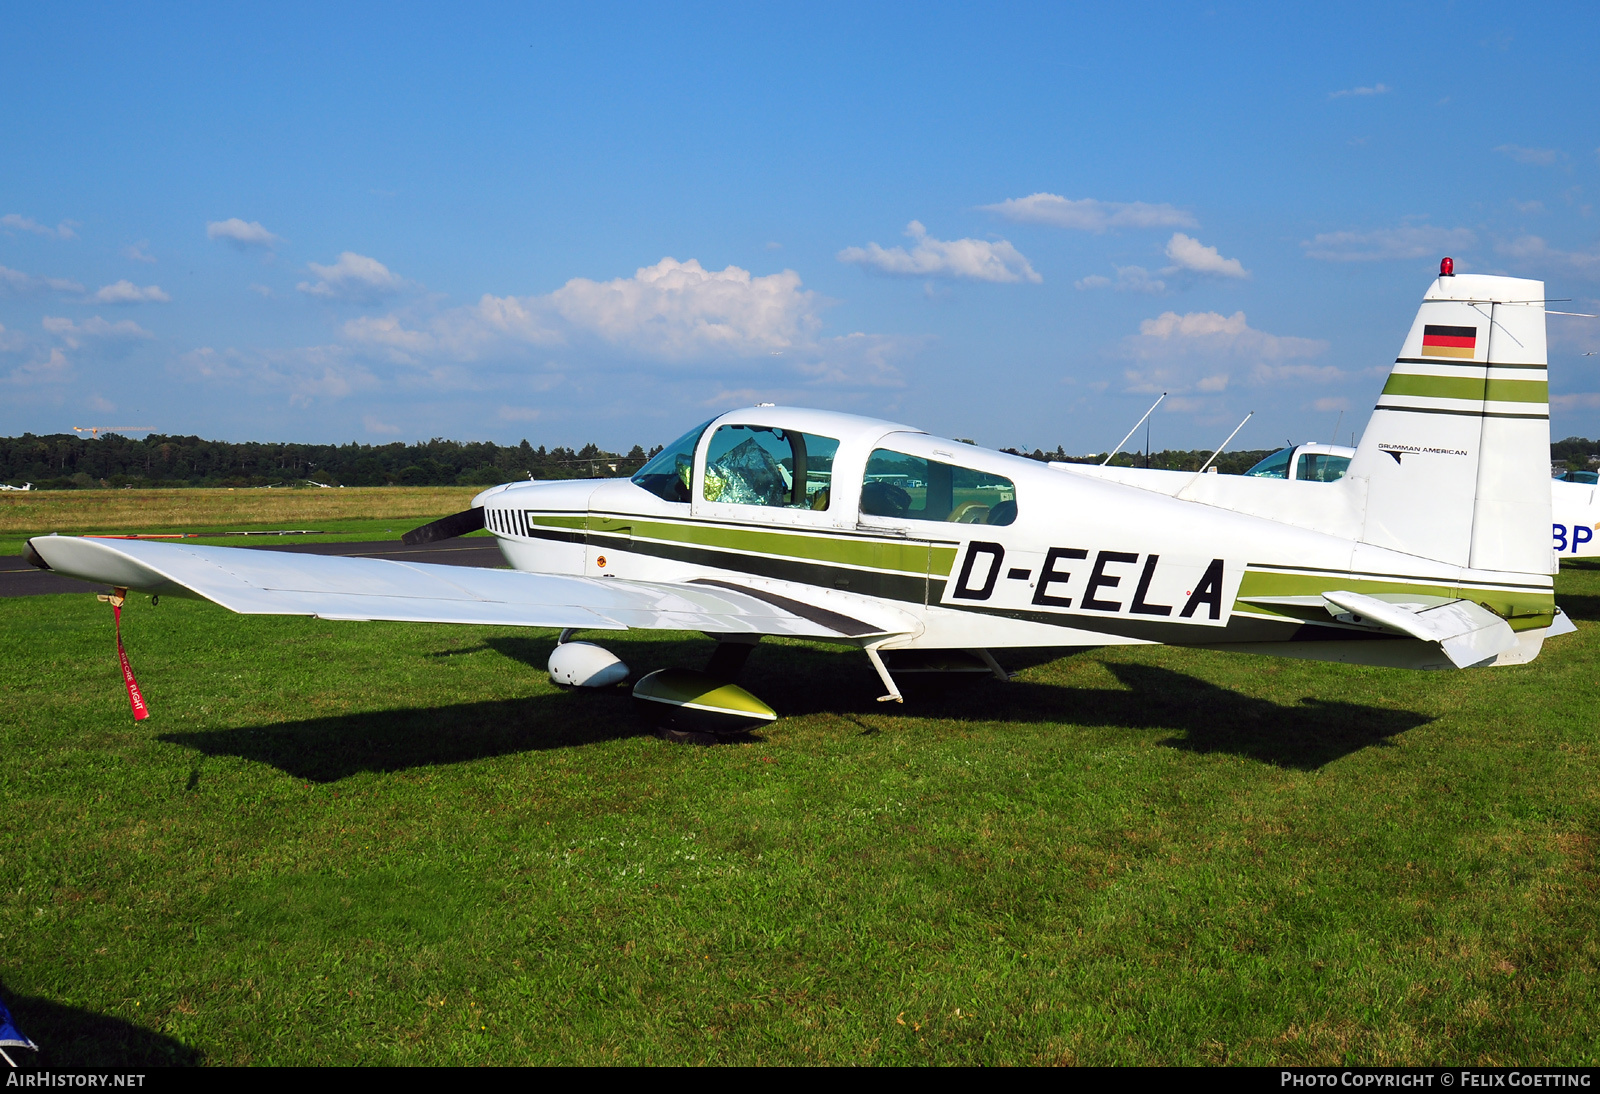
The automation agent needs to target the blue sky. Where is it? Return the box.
[3,2,1598,453]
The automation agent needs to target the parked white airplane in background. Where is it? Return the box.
[1155,439,1600,558]
[24,265,1577,730]
[0,483,33,492]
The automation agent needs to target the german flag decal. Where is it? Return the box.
[1421,324,1477,359]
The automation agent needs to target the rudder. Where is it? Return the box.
[1345,270,1551,574]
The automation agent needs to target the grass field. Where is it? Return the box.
[0,487,483,555]
[1,542,1597,1064]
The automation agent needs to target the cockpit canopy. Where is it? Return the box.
[631,407,1018,526]
[1244,444,1353,483]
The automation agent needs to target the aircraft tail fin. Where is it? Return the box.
[1345,270,1552,573]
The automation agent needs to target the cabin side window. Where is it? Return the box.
[631,419,714,502]
[701,425,840,510]
[1296,452,1351,482]
[860,449,1016,526]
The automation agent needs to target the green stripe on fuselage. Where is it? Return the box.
[518,511,1555,637]
[528,511,958,577]
[1381,373,1549,404]
[526,513,587,531]
[1234,569,1555,631]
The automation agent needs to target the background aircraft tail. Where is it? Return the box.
[1345,270,1552,573]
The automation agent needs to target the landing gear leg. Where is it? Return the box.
[975,649,1011,681]
[704,635,758,682]
[865,648,903,704]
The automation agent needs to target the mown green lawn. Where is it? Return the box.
[2,565,1597,1065]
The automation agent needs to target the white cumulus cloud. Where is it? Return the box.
[837,221,1040,283]
[0,265,85,295]
[1495,144,1561,166]
[2,214,78,240]
[1120,310,1329,394]
[345,257,821,362]
[1075,266,1167,294]
[980,193,1196,233]
[1163,233,1249,278]
[1302,225,1476,262]
[42,316,154,348]
[173,344,377,407]
[1329,83,1391,99]
[1498,235,1600,278]
[93,280,171,304]
[206,218,282,249]
[297,252,405,302]
[333,256,913,392]
[6,347,73,388]
[550,257,824,350]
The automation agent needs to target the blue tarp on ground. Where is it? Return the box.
[0,995,38,1054]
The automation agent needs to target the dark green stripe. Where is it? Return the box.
[528,511,958,577]
[1374,403,1548,420]
[585,531,935,606]
[1243,563,1551,592]
[1394,357,1546,370]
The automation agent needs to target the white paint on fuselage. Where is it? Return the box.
[464,405,1547,661]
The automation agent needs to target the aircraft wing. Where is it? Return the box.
[25,536,905,640]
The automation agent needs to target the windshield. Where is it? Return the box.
[1243,448,1294,479]
[630,419,713,502]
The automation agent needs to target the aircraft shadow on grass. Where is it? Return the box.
[1554,560,1600,622]
[159,636,1429,780]
[0,981,202,1068]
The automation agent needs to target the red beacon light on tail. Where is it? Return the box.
[1440,256,1455,277]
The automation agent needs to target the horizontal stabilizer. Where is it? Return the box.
[1322,590,1517,668]
[26,536,904,640]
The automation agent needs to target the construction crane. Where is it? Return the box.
[72,426,155,439]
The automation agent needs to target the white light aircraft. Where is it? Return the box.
[1107,441,1600,560]
[24,266,1577,730]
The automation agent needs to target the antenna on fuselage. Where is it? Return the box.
[1101,393,1166,467]
[1176,411,1254,500]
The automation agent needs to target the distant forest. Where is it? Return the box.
[0,433,658,489]
[1,431,1596,489]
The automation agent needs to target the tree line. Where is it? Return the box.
[2,431,1595,489]
[0,433,658,489]
[1003,445,1281,476]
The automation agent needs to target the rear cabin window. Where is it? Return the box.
[1295,452,1351,482]
[861,449,1016,526]
[702,425,840,510]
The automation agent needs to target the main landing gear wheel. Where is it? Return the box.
[633,668,777,744]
